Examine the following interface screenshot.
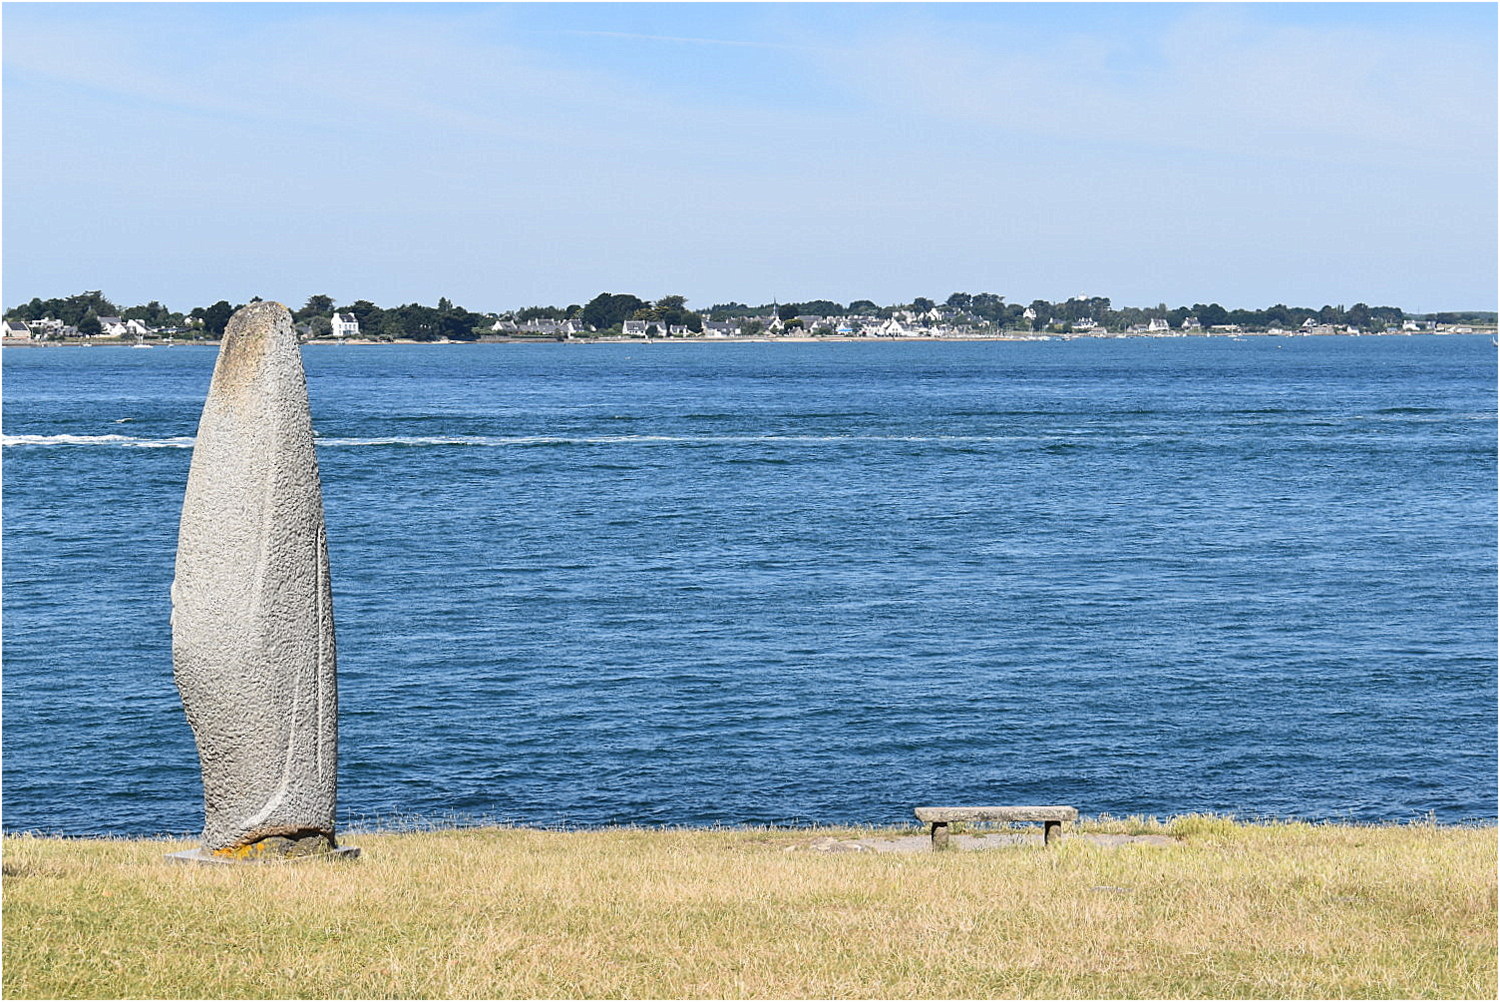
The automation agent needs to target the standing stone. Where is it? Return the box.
[171,301,341,859]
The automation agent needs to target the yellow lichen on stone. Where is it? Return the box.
[210,843,259,860]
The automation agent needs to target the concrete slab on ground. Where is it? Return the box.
[165,846,362,865]
[788,832,1177,853]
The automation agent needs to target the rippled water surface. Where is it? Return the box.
[3,337,1495,834]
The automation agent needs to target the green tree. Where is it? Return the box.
[581,293,648,331]
[439,307,479,341]
[122,301,173,327]
[77,313,102,338]
[193,300,234,338]
[6,297,46,322]
[1192,303,1229,327]
[382,302,456,341]
[337,300,387,338]
[793,299,843,316]
[969,293,1006,321]
[11,291,119,327]
[296,294,335,321]
[653,294,702,332]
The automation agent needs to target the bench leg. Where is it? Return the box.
[930,822,951,850]
[1044,820,1062,847]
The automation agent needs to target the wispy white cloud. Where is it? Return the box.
[806,5,1495,167]
[5,14,647,149]
[550,29,810,51]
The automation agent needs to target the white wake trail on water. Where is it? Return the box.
[315,434,1028,446]
[3,432,1047,448]
[0,433,197,448]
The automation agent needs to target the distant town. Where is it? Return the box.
[4,290,1495,344]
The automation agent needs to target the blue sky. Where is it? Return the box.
[4,2,1495,313]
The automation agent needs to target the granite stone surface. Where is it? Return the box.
[172,301,339,854]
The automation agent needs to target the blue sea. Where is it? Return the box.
[2,336,1495,835]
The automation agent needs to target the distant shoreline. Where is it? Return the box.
[4,330,1492,349]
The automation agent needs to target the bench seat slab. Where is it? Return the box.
[915,806,1079,824]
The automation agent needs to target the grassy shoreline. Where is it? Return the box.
[4,818,1494,999]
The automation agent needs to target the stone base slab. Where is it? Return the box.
[165,846,361,865]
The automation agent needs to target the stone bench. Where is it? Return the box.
[914,806,1079,849]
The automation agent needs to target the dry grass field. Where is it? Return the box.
[3,817,1494,999]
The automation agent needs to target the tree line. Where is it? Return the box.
[4,291,259,339]
[5,289,1485,340]
[501,293,1416,334]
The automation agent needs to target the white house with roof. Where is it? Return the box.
[5,319,34,339]
[93,316,153,338]
[874,317,915,337]
[29,318,74,338]
[331,312,360,338]
[517,318,590,337]
[1147,317,1171,332]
